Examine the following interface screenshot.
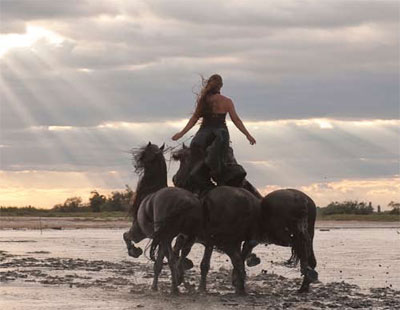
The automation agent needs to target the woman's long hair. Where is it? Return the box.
[194,74,223,117]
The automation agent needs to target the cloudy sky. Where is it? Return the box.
[0,0,399,209]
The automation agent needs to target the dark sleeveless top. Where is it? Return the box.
[201,113,227,128]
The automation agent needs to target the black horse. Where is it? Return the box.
[260,189,318,292]
[172,145,318,293]
[172,146,261,294]
[198,186,260,294]
[123,142,202,293]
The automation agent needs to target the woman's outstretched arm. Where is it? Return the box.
[171,113,200,140]
[227,100,256,145]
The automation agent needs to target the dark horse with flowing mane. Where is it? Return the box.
[172,145,318,293]
[123,142,202,293]
[197,186,260,294]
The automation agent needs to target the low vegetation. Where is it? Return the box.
[1,189,399,222]
[316,200,399,221]
[0,186,133,218]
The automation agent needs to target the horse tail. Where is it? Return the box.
[149,233,161,262]
[290,194,312,267]
[290,216,308,266]
[149,214,183,262]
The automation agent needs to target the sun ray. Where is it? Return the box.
[2,40,139,191]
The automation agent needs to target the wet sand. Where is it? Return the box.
[1,216,399,230]
[0,216,130,230]
[2,255,398,310]
[1,228,399,309]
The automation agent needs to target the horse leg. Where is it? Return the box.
[284,247,297,267]
[308,199,317,270]
[308,225,317,269]
[151,244,165,291]
[199,244,213,292]
[176,236,195,286]
[242,240,260,267]
[123,223,144,258]
[181,236,195,270]
[226,245,246,295]
[173,234,194,271]
[165,240,180,295]
[173,234,186,255]
[309,244,317,269]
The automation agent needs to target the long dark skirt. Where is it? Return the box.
[188,126,247,193]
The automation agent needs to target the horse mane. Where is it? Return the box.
[128,144,168,216]
[131,145,147,175]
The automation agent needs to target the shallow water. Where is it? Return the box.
[1,227,399,309]
[1,228,399,289]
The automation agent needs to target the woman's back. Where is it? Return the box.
[200,94,231,128]
[204,93,231,115]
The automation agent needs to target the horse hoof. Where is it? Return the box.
[170,288,180,295]
[307,268,318,283]
[235,289,247,296]
[151,285,158,291]
[177,273,184,286]
[246,254,261,267]
[128,247,143,258]
[198,285,206,293]
[182,258,194,270]
[298,286,309,294]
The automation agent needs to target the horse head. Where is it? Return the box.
[132,142,167,175]
[171,143,191,189]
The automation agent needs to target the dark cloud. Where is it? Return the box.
[0,0,119,33]
[147,0,399,28]
[4,0,397,32]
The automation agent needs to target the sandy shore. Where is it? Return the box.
[1,216,399,230]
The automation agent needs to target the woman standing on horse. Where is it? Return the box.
[172,74,256,193]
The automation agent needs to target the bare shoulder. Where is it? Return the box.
[217,94,232,102]
[216,94,233,109]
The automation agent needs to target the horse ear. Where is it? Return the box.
[159,143,165,151]
[148,141,151,146]
[182,143,187,149]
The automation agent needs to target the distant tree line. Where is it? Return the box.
[51,185,133,213]
[318,200,400,215]
[1,190,399,217]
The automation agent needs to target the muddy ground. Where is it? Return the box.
[1,248,399,309]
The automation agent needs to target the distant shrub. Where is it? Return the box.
[89,191,106,212]
[388,201,400,215]
[52,197,89,212]
[101,185,133,212]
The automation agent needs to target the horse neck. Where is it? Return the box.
[135,160,167,206]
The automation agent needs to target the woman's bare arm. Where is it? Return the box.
[227,100,256,145]
[171,113,200,140]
